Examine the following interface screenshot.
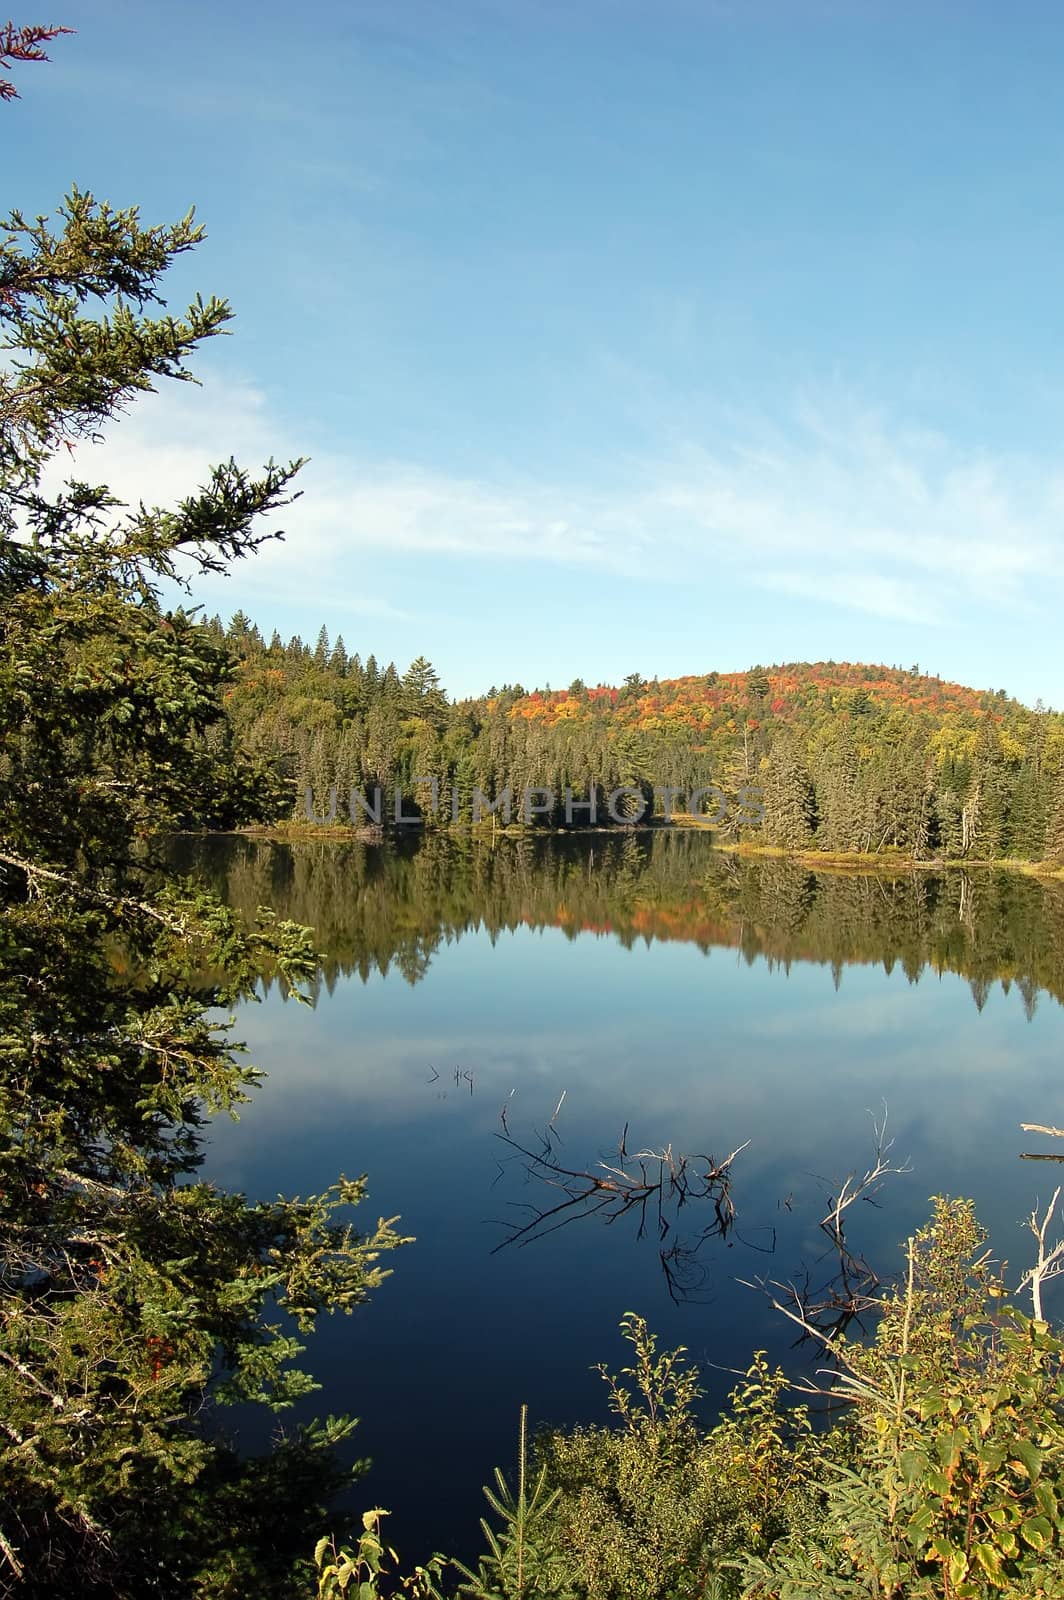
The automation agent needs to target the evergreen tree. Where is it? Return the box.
[1009,762,1048,860]
[747,665,770,702]
[0,20,69,100]
[329,632,348,676]
[763,736,818,849]
[182,618,1064,860]
[813,723,860,852]
[966,740,1010,860]
[0,101,404,1595]
[402,654,448,731]
[364,701,399,789]
[335,717,365,799]
[380,660,402,704]
[307,725,336,814]
[1045,771,1064,863]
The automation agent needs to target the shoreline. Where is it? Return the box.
[176,820,1064,880]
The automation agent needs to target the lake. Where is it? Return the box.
[170,830,1064,1565]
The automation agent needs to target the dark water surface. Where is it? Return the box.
[172,831,1064,1562]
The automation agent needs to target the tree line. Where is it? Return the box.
[7,28,1064,1599]
[210,616,1064,861]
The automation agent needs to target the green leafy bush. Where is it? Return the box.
[534,1314,822,1600]
[743,1198,1064,1599]
[324,1201,1064,1600]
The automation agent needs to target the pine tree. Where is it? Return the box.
[402,655,448,727]
[364,701,398,789]
[329,632,349,676]
[228,608,255,650]
[0,21,70,100]
[0,83,405,1593]
[763,736,818,849]
[813,724,859,852]
[747,665,770,702]
[1045,771,1064,863]
[967,760,1009,860]
[380,661,402,704]
[335,717,364,799]
[307,725,336,815]
[1007,763,1047,859]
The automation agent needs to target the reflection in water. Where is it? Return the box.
[491,1116,746,1304]
[171,829,1064,1011]
[747,1109,914,1346]
[176,830,1064,1562]
[1021,1121,1064,1163]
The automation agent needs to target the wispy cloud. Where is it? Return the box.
[758,571,944,627]
[47,371,1064,629]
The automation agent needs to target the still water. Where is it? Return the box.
[172,831,1064,1562]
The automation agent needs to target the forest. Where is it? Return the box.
[210,614,1064,862]
[5,24,1064,1600]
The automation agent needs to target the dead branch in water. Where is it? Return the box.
[741,1106,911,1344]
[1021,1122,1064,1164]
[490,1109,749,1302]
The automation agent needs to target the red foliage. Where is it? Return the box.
[0,21,73,99]
[495,661,1014,737]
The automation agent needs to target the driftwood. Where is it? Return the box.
[1020,1122,1064,1164]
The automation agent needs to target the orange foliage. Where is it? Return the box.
[494,662,1013,741]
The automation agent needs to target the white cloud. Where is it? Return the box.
[758,571,944,626]
[44,371,1064,628]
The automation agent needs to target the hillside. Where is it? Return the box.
[204,615,1064,863]
[505,661,1035,728]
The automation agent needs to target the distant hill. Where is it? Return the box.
[204,615,1064,863]
[500,661,1037,735]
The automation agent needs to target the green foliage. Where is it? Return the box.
[184,832,1064,1018]
[314,1511,446,1599]
[452,1406,570,1599]
[379,1207,1064,1600]
[533,1316,820,1600]
[212,622,1064,860]
[0,103,407,1597]
[1,186,236,488]
[742,1198,1064,1599]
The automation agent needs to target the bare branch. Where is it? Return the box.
[746,1106,910,1344]
[490,1109,748,1301]
[1019,1185,1064,1321]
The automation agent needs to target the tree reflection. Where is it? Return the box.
[171,831,1064,1013]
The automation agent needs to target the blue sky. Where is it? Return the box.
[13,0,1064,702]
